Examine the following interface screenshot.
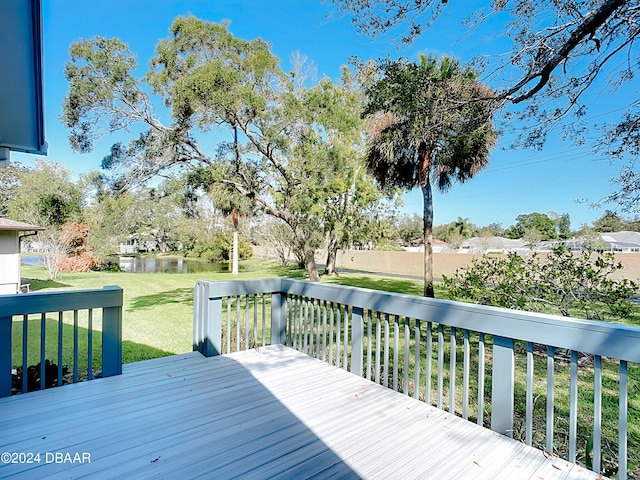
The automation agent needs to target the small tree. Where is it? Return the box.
[38,226,73,281]
[59,222,99,272]
[7,161,84,280]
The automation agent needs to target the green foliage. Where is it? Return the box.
[182,228,252,262]
[94,258,123,272]
[63,36,141,153]
[363,55,497,191]
[395,213,423,245]
[476,222,504,238]
[363,54,497,296]
[62,16,387,282]
[8,160,82,227]
[432,216,476,246]
[504,212,558,240]
[444,246,638,320]
[593,212,625,232]
[0,161,24,216]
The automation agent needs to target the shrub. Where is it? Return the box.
[443,246,638,320]
[183,230,252,262]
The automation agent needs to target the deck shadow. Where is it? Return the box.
[129,287,194,310]
[0,348,362,478]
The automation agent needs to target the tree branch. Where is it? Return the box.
[502,0,627,103]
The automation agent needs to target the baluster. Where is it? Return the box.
[321,300,327,362]
[22,314,28,393]
[414,318,420,400]
[351,307,363,376]
[329,302,334,365]
[449,326,456,414]
[477,332,485,426]
[619,360,628,479]
[437,323,444,409]
[593,354,602,474]
[226,297,231,354]
[393,315,399,392]
[73,310,79,383]
[286,296,292,347]
[404,317,410,395]
[526,342,534,445]
[253,294,257,348]
[336,304,341,368]
[375,312,381,385]
[343,306,349,370]
[383,313,389,389]
[39,312,46,390]
[315,301,321,358]
[569,350,578,461]
[244,295,250,350]
[425,321,433,405]
[57,312,63,386]
[304,298,310,355]
[235,295,240,352]
[262,294,266,347]
[546,346,555,452]
[367,310,372,381]
[462,329,469,419]
[88,309,93,380]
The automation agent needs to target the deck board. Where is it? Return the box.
[0,345,600,479]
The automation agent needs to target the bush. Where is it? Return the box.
[443,246,638,320]
[94,258,123,272]
[183,230,252,262]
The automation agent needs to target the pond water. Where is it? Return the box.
[113,256,238,274]
[22,255,240,274]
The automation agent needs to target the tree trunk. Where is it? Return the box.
[421,182,435,297]
[418,141,435,298]
[232,229,239,276]
[305,248,321,282]
[323,230,340,276]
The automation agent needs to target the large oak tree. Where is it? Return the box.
[63,17,379,281]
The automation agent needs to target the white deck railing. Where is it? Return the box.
[0,286,123,397]
[194,278,640,479]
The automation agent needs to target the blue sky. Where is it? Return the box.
[12,0,631,230]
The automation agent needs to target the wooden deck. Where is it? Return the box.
[0,345,600,479]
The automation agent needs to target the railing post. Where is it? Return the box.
[194,281,222,357]
[102,286,123,377]
[491,335,514,437]
[0,315,11,398]
[351,306,363,377]
[193,281,205,352]
[271,292,287,345]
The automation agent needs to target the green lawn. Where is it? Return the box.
[20,260,308,363]
[16,260,638,475]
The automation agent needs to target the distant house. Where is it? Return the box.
[459,236,528,254]
[119,236,139,255]
[0,218,44,294]
[600,231,640,252]
[404,239,450,253]
[539,232,640,253]
[119,236,159,254]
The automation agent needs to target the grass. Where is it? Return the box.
[19,260,302,363]
[15,260,640,476]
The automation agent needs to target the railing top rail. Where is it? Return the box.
[0,285,123,316]
[198,278,640,363]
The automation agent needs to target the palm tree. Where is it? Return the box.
[363,55,498,297]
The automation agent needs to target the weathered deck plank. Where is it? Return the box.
[0,345,600,479]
